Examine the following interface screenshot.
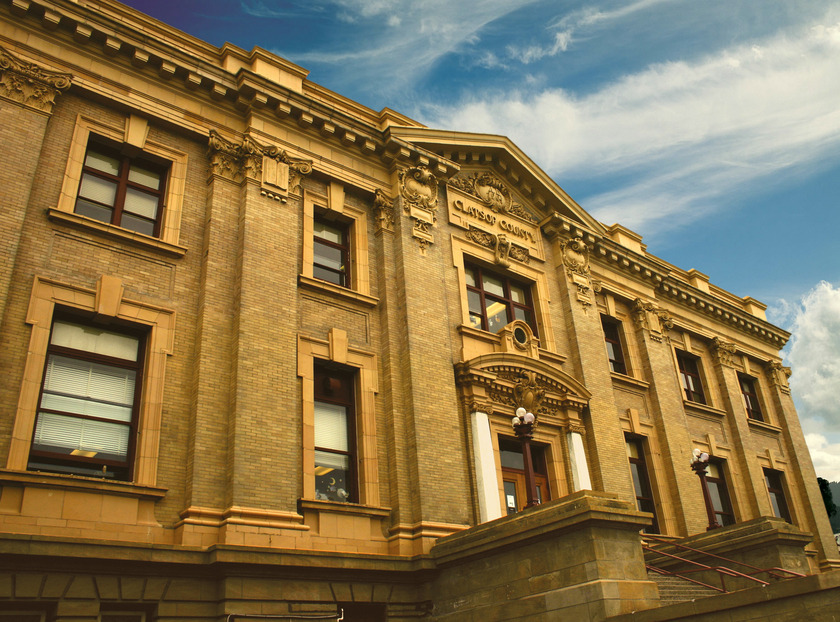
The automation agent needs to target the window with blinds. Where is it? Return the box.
[28,318,144,480]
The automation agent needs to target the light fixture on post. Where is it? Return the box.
[690,448,721,531]
[512,406,540,509]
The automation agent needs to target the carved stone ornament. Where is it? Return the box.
[207,130,312,191]
[374,189,395,233]
[560,237,590,278]
[710,337,737,367]
[632,298,673,342]
[399,166,438,213]
[765,360,792,395]
[0,46,72,113]
[466,226,530,267]
[513,371,546,414]
[449,172,536,222]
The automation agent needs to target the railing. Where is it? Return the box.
[643,534,806,594]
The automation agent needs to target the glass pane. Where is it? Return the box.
[123,187,159,219]
[482,273,505,297]
[314,401,348,451]
[120,213,156,236]
[509,283,527,304]
[500,446,524,470]
[313,242,344,271]
[707,462,721,479]
[42,356,136,421]
[33,412,130,458]
[486,300,508,332]
[314,220,344,244]
[626,440,640,459]
[313,265,343,286]
[75,199,113,224]
[52,322,139,360]
[129,162,162,189]
[464,266,477,287]
[467,290,483,316]
[630,463,644,497]
[85,149,120,175]
[504,480,518,515]
[314,450,351,502]
[469,313,483,330]
[708,481,724,512]
[79,174,117,206]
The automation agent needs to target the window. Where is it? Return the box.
[764,468,792,522]
[499,437,549,515]
[466,263,536,335]
[314,363,357,503]
[75,138,168,237]
[738,374,764,422]
[28,318,144,480]
[676,350,706,404]
[602,316,628,375]
[706,460,735,526]
[313,216,350,287]
[626,436,659,533]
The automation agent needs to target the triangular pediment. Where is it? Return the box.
[389,127,606,234]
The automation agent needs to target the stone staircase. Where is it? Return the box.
[648,571,720,605]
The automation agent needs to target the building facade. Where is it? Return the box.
[0,0,837,620]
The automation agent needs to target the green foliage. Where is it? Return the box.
[818,477,836,521]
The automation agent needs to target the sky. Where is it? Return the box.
[120,0,840,480]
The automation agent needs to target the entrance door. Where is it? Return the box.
[499,437,549,514]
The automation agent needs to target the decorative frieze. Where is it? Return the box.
[465,226,529,267]
[448,171,536,222]
[632,298,673,342]
[0,45,71,113]
[207,130,312,196]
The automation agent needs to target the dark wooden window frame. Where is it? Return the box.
[706,459,736,526]
[601,315,628,375]
[764,468,792,522]
[28,314,146,481]
[465,263,537,336]
[626,434,660,533]
[738,373,764,422]
[313,214,351,288]
[75,137,169,238]
[313,362,358,503]
[676,350,707,404]
[499,436,550,515]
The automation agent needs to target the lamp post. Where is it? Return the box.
[512,406,540,509]
[690,448,721,531]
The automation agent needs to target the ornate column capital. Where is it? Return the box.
[632,298,673,342]
[765,360,792,395]
[0,46,72,114]
[374,189,395,234]
[710,336,737,367]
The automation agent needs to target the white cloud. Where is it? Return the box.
[787,282,840,433]
[507,31,572,64]
[423,18,840,238]
[804,433,840,482]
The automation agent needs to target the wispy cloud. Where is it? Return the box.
[267,0,539,94]
[507,31,571,64]
[423,19,840,238]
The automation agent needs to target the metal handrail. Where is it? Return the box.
[643,544,770,592]
[643,533,806,582]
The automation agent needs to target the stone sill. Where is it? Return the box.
[457,324,562,362]
[747,418,782,434]
[0,469,167,500]
[610,371,650,390]
[48,208,188,257]
[298,274,378,307]
[298,498,391,519]
[683,400,727,419]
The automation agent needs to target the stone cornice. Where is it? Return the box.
[4,0,447,173]
[543,213,789,348]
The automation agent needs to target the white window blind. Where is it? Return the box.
[314,400,348,451]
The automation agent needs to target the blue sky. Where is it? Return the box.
[121,0,840,480]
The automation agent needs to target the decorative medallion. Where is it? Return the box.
[513,371,546,413]
[399,166,438,213]
[449,172,536,223]
[561,237,590,278]
[0,46,72,114]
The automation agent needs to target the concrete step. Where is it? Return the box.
[648,571,720,604]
